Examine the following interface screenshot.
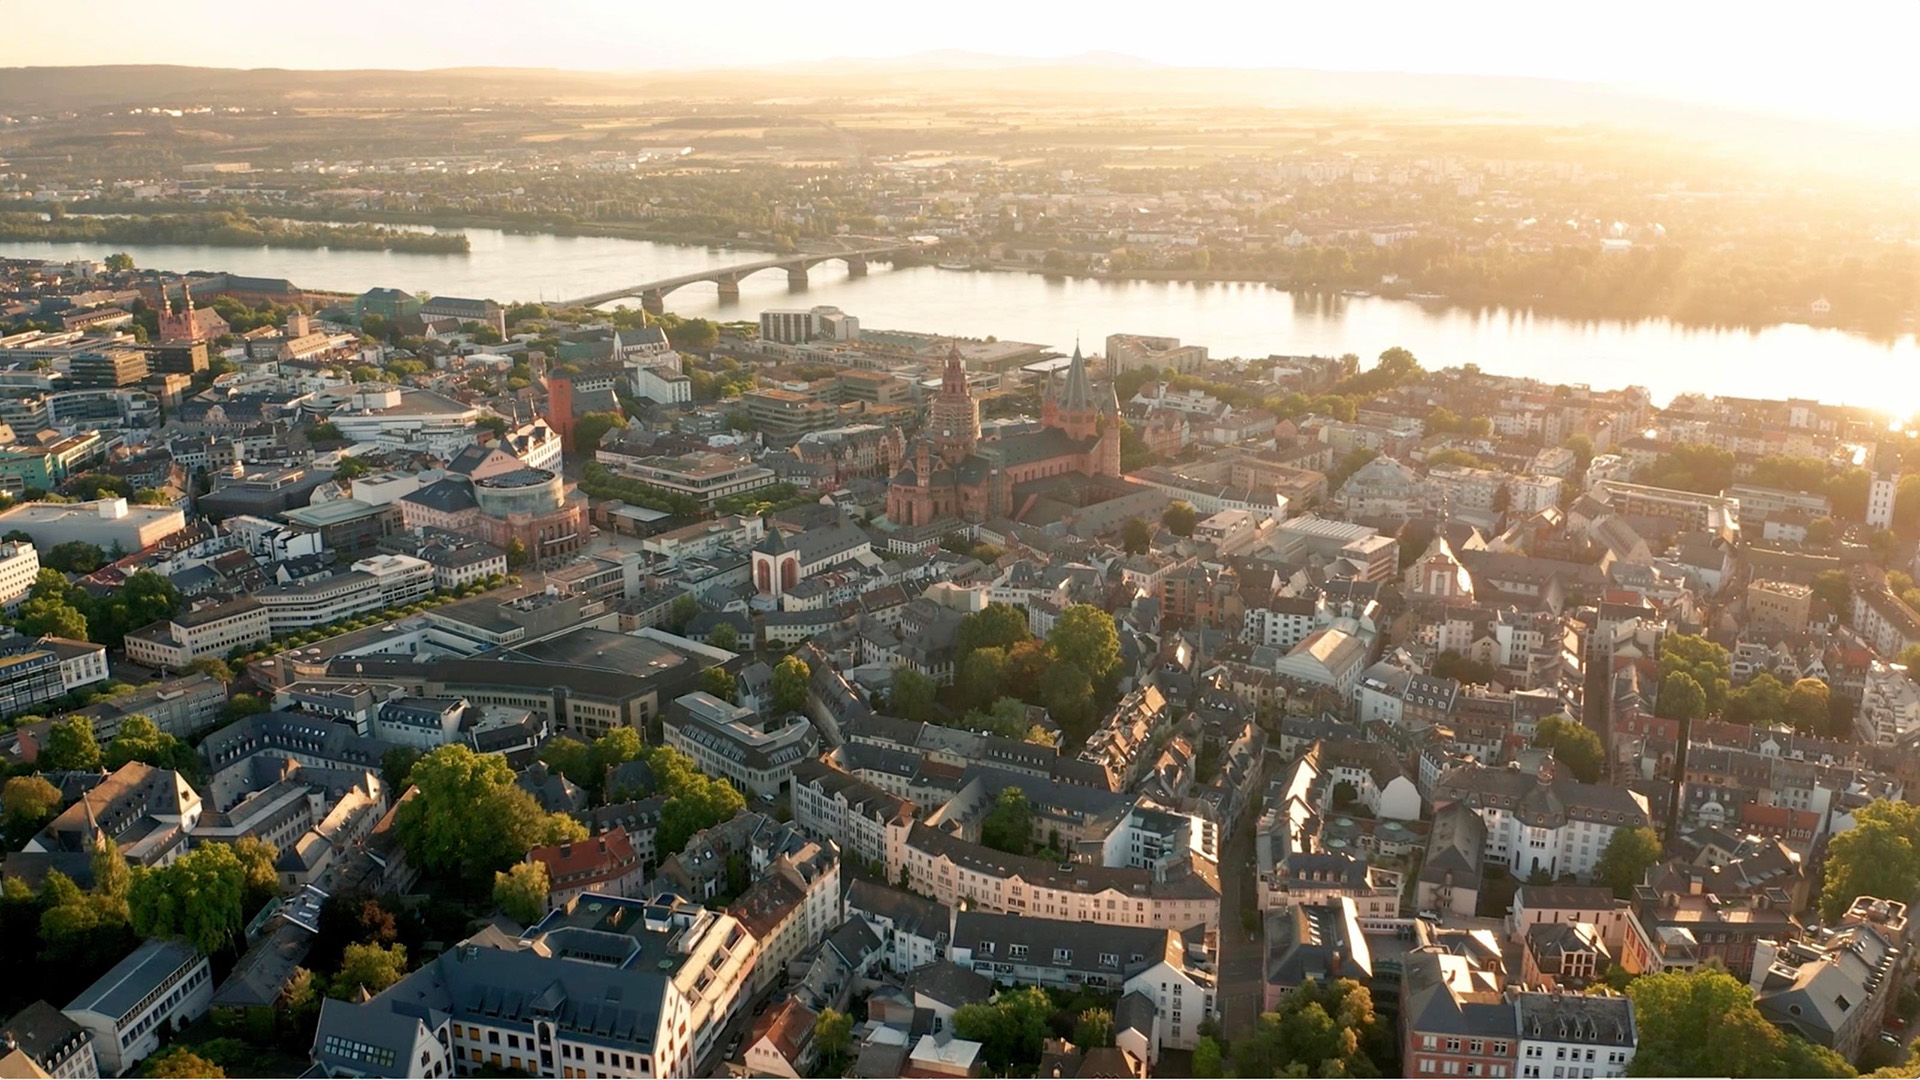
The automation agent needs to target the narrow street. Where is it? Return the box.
[1216,793,1266,1039]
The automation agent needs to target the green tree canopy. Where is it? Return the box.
[1627,967,1852,1077]
[708,621,739,652]
[644,744,747,858]
[329,942,408,1000]
[394,744,586,884]
[1121,517,1152,554]
[980,788,1034,855]
[128,842,251,955]
[1231,977,1384,1078]
[772,654,810,713]
[1532,714,1606,783]
[1073,1008,1114,1048]
[1038,662,1096,741]
[956,602,1032,660]
[952,986,1053,1072]
[143,1047,225,1078]
[1593,826,1662,898]
[889,666,937,722]
[700,666,737,702]
[2,774,62,845]
[493,861,550,926]
[1050,604,1120,683]
[105,715,191,772]
[1658,634,1730,716]
[1821,798,1920,921]
[1162,501,1199,537]
[1655,671,1707,722]
[1786,677,1833,734]
[41,715,101,772]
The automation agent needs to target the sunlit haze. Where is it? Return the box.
[11,0,1920,129]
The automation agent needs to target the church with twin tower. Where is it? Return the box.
[885,342,1122,527]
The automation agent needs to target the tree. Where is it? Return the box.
[2,775,61,845]
[223,693,269,721]
[1231,977,1383,1078]
[589,727,644,787]
[1659,634,1730,716]
[1628,967,1852,1077]
[814,1007,854,1074]
[129,842,250,955]
[504,538,528,568]
[956,648,1009,711]
[953,987,1053,1072]
[41,715,101,772]
[1533,714,1606,783]
[104,252,135,272]
[1162,501,1199,537]
[1807,517,1838,545]
[644,745,747,858]
[963,697,1032,740]
[1594,826,1662,898]
[572,411,627,452]
[772,655,810,713]
[668,595,699,633]
[232,835,278,911]
[1038,662,1096,741]
[105,715,189,771]
[1821,798,1920,921]
[1192,1036,1225,1078]
[1726,671,1789,725]
[1655,671,1706,722]
[700,666,737,702]
[890,667,937,722]
[19,594,88,641]
[538,736,592,785]
[1049,604,1119,684]
[143,1048,224,1078]
[330,942,408,1000]
[382,746,422,792]
[1073,1008,1114,1048]
[956,603,1031,660]
[394,744,586,884]
[186,656,235,683]
[332,456,370,483]
[493,862,550,926]
[1812,568,1853,615]
[1786,678,1832,733]
[980,788,1033,855]
[1433,650,1499,686]
[1121,518,1152,554]
[41,541,106,574]
[708,621,739,651]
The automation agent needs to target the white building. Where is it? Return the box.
[1856,660,1920,746]
[0,498,185,553]
[123,596,272,670]
[0,540,39,610]
[63,940,212,1076]
[662,691,818,798]
[1514,991,1636,1079]
[1432,764,1653,883]
[632,364,693,405]
[1869,463,1899,531]
[310,893,755,1079]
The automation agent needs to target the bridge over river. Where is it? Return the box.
[560,241,937,311]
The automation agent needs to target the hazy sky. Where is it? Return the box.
[13,0,1920,128]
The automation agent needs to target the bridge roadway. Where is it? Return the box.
[559,241,933,311]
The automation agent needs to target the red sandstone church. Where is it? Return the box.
[885,343,1122,527]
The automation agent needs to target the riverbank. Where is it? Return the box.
[0,209,470,254]
[973,259,1911,339]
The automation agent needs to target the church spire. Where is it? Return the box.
[1061,340,1093,412]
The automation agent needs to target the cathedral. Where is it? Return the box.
[885,343,1122,527]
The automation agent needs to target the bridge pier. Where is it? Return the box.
[786,267,809,289]
[846,255,868,278]
[715,273,740,302]
[640,290,665,316]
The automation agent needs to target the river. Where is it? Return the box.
[6,227,1917,408]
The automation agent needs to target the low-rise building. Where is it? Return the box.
[1514,991,1635,1079]
[124,596,272,670]
[662,691,818,798]
[525,828,646,911]
[63,940,211,1075]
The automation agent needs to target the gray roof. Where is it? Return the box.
[66,939,202,1019]
[846,879,950,941]
[906,961,993,1008]
[1514,991,1635,1046]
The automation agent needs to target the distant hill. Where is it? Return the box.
[0,62,1902,175]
